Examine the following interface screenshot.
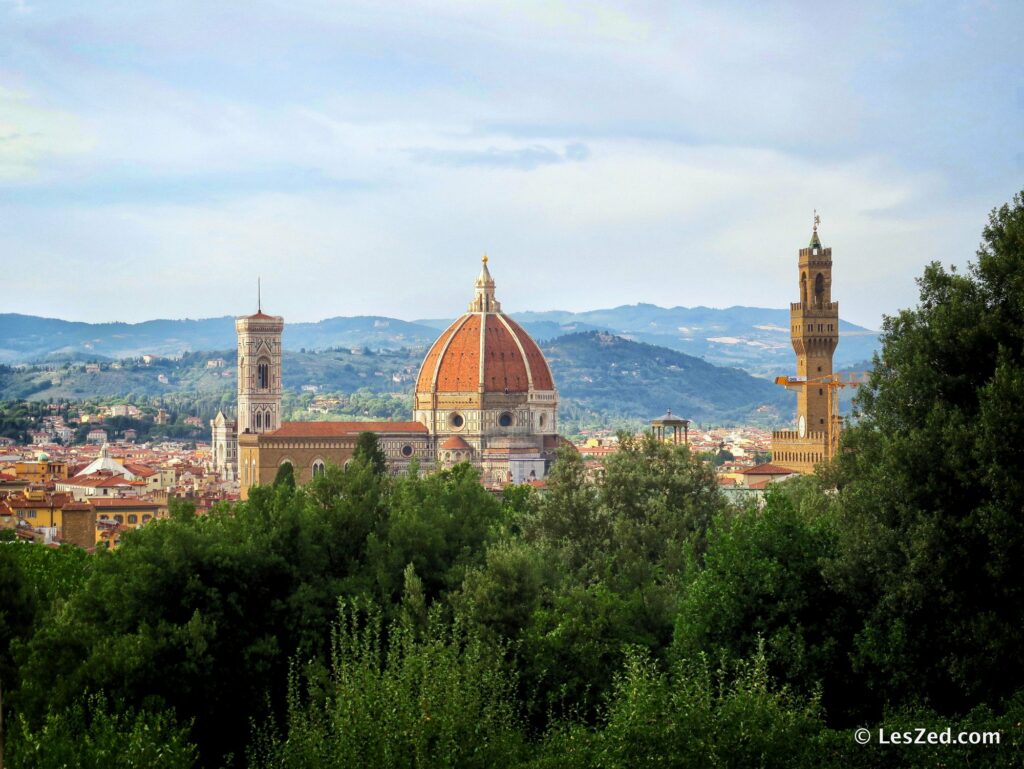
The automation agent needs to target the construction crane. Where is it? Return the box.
[774,372,869,456]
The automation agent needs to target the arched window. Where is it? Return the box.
[257,358,271,389]
[254,411,262,430]
[312,459,326,478]
[814,273,825,306]
[801,271,808,304]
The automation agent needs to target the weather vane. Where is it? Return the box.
[813,209,821,232]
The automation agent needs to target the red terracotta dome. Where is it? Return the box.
[416,259,555,394]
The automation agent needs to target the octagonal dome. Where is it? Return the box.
[416,257,555,395]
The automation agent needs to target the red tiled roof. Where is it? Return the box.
[543,435,575,450]
[440,435,472,450]
[65,473,145,488]
[416,317,466,392]
[416,312,555,394]
[123,463,157,477]
[268,421,428,438]
[501,316,554,390]
[482,314,530,393]
[738,463,797,475]
[438,314,482,391]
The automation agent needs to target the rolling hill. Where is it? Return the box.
[0,332,794,429]
[0,304,878,378]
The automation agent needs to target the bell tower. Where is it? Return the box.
[236,287,284,436]
[791,213,839,435]
[771,214,841,474]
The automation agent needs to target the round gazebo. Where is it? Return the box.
[651,409,690,446]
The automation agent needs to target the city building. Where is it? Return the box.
[412,255,562,486]
[210,411,238,482]
[232,258,564,497]
[771,216,840,474]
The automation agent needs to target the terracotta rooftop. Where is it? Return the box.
[267,421,428,438]
[440,435,472,450]
[738,463,798,475]
[415,267,555,394]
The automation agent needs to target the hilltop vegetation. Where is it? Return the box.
[0,304,879,377]
[0,333,793,433]
[546,331,787,427]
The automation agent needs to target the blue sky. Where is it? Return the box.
[1,1,1021,329]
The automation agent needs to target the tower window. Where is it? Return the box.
[814,273,825,306]
[255,411,262,430]
[257,358,271,389]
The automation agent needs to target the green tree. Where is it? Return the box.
[534,645,826,769]
[353,431,387,475]
[527,445,604,569]
[673,483,858,718]
[5,695,196,769]
[828,190,1024,717]
[249,603,524,769]
[272,461,296,491]
[599,432,723,582]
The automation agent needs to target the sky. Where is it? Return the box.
[1,1,1021,330]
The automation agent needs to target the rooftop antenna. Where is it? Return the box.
[258,276,262,313]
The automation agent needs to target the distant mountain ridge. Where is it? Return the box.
[0,304,879,378]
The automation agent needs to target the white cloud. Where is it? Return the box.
[0,88,93,180]
[0,0,1018,329]
[0,132,986,329]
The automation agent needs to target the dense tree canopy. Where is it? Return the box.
[3,192,1024,767]
[829,190,1024,717]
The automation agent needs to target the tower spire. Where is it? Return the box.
[810,210,822,248]
[469,253,500,313]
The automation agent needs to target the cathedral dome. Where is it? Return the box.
[416,257,555,395]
